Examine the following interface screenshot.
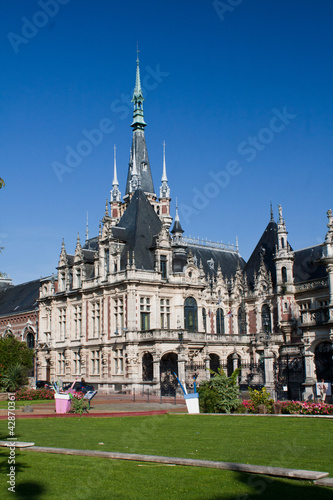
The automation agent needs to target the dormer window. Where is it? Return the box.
[160,255,167,279]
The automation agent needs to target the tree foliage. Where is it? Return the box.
[0,336,34,374]
[198,367,241,413]
[1,363,30,392]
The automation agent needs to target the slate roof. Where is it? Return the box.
[244,220,279,288]
[0,279,40,317]
[116,189,162,270]
[293,244,327,283]
[188,246,245,280]
[125,130,156,196]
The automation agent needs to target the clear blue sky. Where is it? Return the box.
[1,0,332,284]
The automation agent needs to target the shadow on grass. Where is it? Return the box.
[207,471,332,500]
[14,482,46,499]
[1,430,45,498]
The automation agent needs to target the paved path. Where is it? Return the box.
[0,393,187,419]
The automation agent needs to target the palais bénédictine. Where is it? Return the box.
[14,56,333,399]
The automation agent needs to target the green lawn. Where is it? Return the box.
[0,400,53,409]
[0,415,332,499]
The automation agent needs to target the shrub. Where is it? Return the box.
[246,387,274,413]
[1,364,30,392]
[68,391,89,416]
[15,388,55,401]
[198,368,241,413]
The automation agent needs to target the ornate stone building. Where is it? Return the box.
[35,56,333,399]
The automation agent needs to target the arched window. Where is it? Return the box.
[315,342,333,382]
[4,329,14,338]
[160,352,178,396]
[261,304,271,333]
[281,267,287,283]
[142,352,153,381]
[202,308,207,333]
[26,331,35,349]
[216,308,224,334]
[281,238,285,249]
[209,353,220,375]
[238,307,246,335]
[184,297,198,332]
[227,352,241,377]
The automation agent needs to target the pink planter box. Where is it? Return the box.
[55,393,71,414]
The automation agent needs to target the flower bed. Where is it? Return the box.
[240,399,333,415]
[15,387,55,401]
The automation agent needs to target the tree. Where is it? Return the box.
[0,178,4,189]
[0,337,34,390]
[198,367,241,413]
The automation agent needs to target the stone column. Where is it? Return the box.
[302,350,316,401]
[263,349,276,400]
[177,348,186,389]
[232,351,239,373]
[204,356,210,380]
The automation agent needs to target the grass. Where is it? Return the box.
[0,414,332,499]
[0,400,52,409]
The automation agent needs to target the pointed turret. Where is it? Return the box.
[110,145,121,203]
[158,141,172,227]
[171,199,184,236]
[125,50,156,200]
[85,212,89,243]
[75,233,83,258]
[322,209,333,307]
[110,145,123,225]
[160,141,170,199]
[274,204,294,293]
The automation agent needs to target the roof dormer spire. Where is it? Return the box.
[111,145,121,202]
[160,141,170,199]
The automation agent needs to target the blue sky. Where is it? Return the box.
[1,0,332,284]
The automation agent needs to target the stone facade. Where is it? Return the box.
[2,57,333,400]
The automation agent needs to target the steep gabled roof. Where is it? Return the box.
[116,189,162,270]
[0,279,40,317]
[188,246,245,279]
[294,244,327,283]
[244,220,279,288]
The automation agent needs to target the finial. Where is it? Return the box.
[236,236,239,250]
[270,201,274,221]
[136,41,140,62]
[161,141,168,182]
[105,199,109,217]
[175,198,180,221]
[76,232,80,245]
[86,212,89,242]
[113,145,118,184]
[99,221,102,237]
[278,204,283,223]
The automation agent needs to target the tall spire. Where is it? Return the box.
[270,201,274,221]
[125,49,155,199]
[160,141,170,198]
[131,44,146,131]
[110,145,121,202]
